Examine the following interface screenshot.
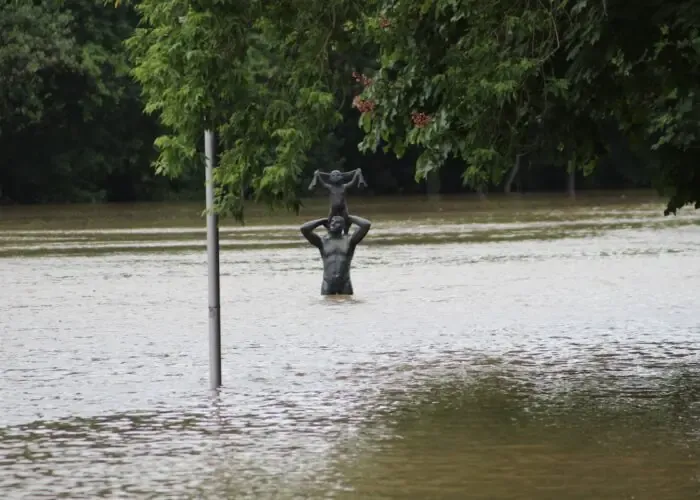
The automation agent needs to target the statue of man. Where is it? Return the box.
[300,214,372,295]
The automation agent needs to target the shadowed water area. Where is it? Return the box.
[1,192,700,499]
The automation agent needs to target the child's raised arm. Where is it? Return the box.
[308,170,332,190]
[342,169,367,189]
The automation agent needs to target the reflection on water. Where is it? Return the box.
[1,196,700,498]
[329,370,700,500]
[3,365,700,499]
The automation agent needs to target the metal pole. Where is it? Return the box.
[205,129,222,389]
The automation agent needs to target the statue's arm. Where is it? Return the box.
[308,171,318,191]
[300,218,328,249]
[309,170,333,190]
[340,170,357,183]
[313,171,332,190]
[348,215,371,247]
[343,168,367,189]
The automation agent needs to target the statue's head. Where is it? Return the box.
[328,216,345,235]
[329,170,343,184]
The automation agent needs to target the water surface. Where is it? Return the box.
[1,194,699,499]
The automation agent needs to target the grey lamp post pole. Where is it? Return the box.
[176,16,222,390]
[205,130,222,390]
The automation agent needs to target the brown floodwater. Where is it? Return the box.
[1,193,699,499]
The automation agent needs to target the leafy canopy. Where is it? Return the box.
[126,0,362,218]
[123,0,700,216]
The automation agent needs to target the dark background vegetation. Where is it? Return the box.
[0,1,666,206]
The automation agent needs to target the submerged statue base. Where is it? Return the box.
[300,214,371,295]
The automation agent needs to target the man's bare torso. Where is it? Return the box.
[300,213,370,296]
[320,235,354,294]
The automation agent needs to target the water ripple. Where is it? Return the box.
[1,206,700,498]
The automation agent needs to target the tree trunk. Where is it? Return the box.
[567,160,576,199]
[504,154,522,194]
[426,169,441,200]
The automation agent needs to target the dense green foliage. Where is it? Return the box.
[355,0,700,214]
[1,0,698,216]
[124,0,699,217]
[1,1,151,201]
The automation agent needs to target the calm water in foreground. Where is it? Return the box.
[1,193,700,499]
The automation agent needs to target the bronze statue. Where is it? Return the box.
[308,169,367,235]
[300,214,371,295]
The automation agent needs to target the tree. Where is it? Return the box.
[354,0,700,214]
[560,0,700,214]
[0,0,163,203]
[0,1,78,136]
[126,0,365,218]
[125,0,700,216]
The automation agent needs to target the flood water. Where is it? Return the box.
[1,193,700,499]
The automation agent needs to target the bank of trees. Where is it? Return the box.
[2,0,698,216]
[1,1,156,202]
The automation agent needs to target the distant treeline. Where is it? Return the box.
[0,1,663,206]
